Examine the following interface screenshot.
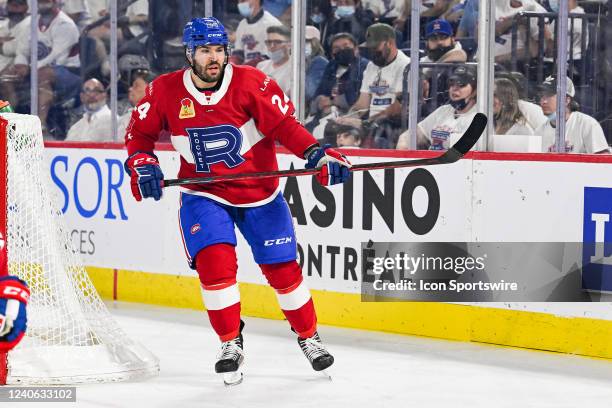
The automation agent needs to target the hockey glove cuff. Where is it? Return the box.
[0,276,29,352]
[125,152,164,201]
[305,144,352,186]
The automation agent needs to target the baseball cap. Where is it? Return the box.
[7,0,28,5]
[365,23,396,47]
[448,65,477,87]
[305,25,321,41]
[426,19,453,38]
[538,76,575,97]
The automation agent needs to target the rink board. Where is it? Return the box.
[44,143,612,359]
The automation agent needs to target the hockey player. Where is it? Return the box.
[124,17,351,384]
[0,235,30,352]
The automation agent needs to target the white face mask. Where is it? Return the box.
[85,99,106,113]
[548,0,559,12]
[305,43,312,58]
[237,2,252,17]
[269,48,287,63]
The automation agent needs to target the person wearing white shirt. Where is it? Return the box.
[335,23,410,148]
[535,76,609,154]
[0,0,30,75]
[492,0,550,63]
[256,25,291,96]
[493,78,533,135]
[10,0,81,135]
[231,0,282,66]
[65,78,113,142]
[397,64,478,150]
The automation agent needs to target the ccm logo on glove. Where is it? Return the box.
[2,286,29,302]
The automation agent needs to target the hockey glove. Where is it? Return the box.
[305,144,352,186]
[125,152,164,201]
[0,276,29,352]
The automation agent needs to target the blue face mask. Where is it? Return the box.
[335,5,355,19]
[238,2,252,17]
[311,13,325,24]
[548,0,559,12]
[547,111,557,127]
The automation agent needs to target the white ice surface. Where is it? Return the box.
[7,302,612,408]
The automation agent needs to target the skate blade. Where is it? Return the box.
[321,369,332,381]
[222,371,243,386]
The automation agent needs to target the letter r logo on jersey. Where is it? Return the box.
[582,187,612,291]
[187,125,245,172]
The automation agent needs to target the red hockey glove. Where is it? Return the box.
[305,144,352,186]
[0,276,30,352]
[124,152,164,201]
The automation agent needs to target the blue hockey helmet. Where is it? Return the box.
[183,17,229,56]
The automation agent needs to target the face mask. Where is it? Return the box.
[335,5,355,19]
[547,111,557,127]
[269,48,287,63]
[334,48,355,66]
[450,97,470,111]
[237,2,252,17]
[311,13,325,24]
[548,0,559,12]
[7,12,25,22]
[370,45,389,67]
[305,42,312,58]
[426,44,454,61]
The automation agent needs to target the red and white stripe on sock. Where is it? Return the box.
[260,261,317,339]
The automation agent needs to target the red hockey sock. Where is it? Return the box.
[196,243,241,341]
[260,261,317,338]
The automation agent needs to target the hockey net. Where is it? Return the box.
[0,113,159,384]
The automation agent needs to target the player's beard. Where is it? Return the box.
[193,60,224,84]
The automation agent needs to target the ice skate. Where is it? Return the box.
[298,331,334,375]
[215,321,245,386]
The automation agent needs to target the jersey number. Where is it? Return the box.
[137,102,151,120]
[271,94,290,115]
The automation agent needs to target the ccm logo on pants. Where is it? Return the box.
[264,237,293,246]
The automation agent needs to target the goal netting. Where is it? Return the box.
[0,113,159,384]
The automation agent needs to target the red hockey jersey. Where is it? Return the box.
[125,64,318,206]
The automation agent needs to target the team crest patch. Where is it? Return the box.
[191,224,201,234]
[179,98,196,119]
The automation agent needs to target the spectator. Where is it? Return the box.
[305,25,328,104]
[307,0,333,40]
[231,0,282,66]
[535,76,610,154]
[420,18,467,110]
[544,0,587,77]
[117,53,150,115]
[8,0,81,136]
[312,33,368,115]
[62,0,92,30]
[493,78,533,134]
[118,70,151,138]
[336,23,410,148]
[307,32,368,139]
[495,70,547,129]
[422,19,467,64]
[335,123,364,148]
[492,0,550,64]
[85,0,148,78]
[65,78,112,142]
[362,0,407,25]
[397,64,478,150]
[256,25,291,96]
[0,0,30,75]
[325,0,375,49]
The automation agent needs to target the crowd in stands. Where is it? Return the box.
[0,0,610,154]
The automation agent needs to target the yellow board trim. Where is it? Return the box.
[87,267,612,360]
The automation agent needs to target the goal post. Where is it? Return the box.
[0,113,159,384]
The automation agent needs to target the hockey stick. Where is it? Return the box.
[162,113,487,188]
